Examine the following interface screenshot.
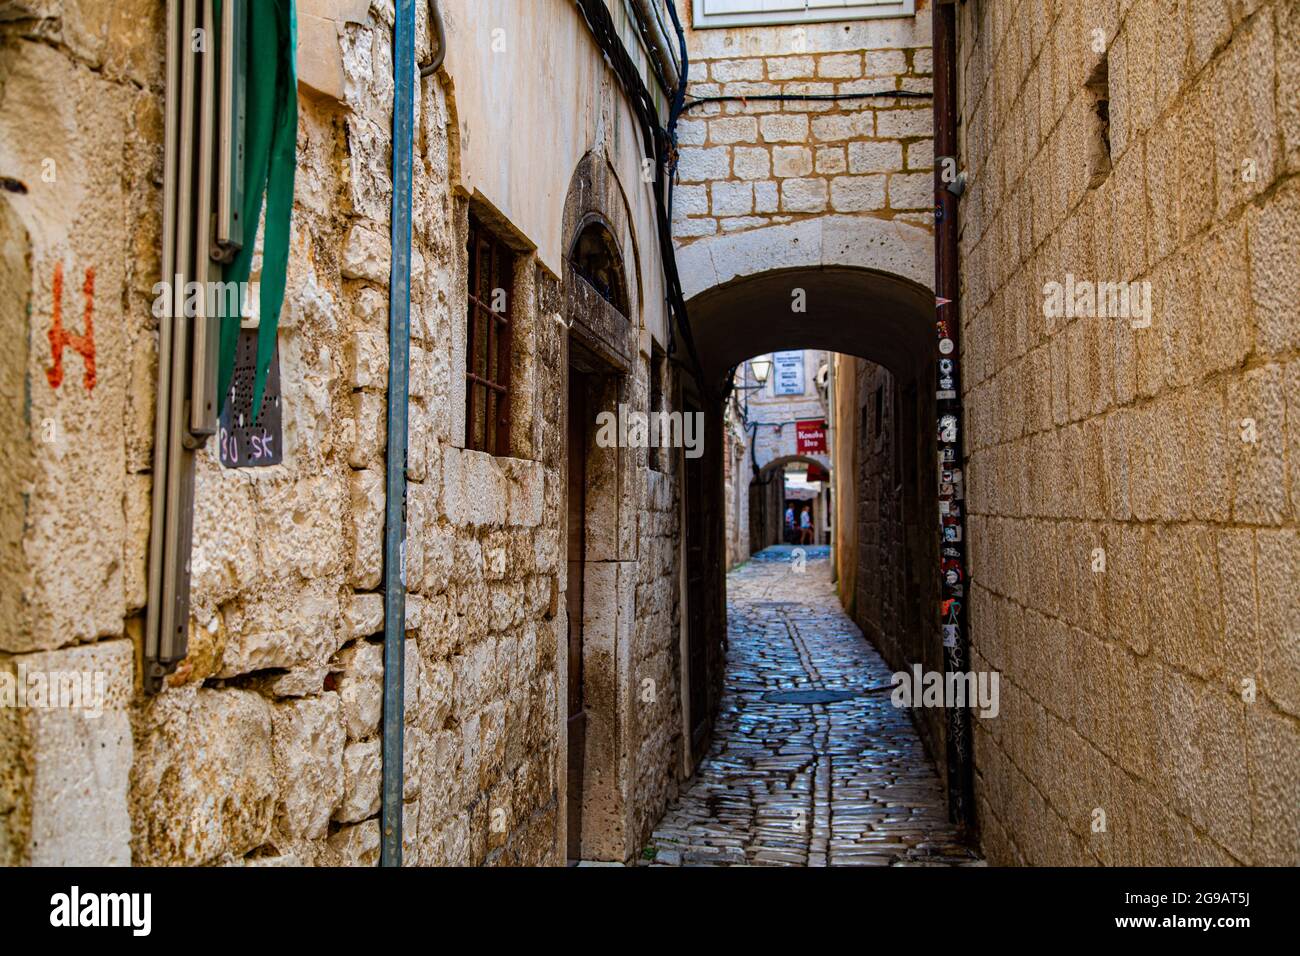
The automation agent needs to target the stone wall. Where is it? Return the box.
[675,0,934,242]
[0,0,162,866]
[845,355,944,770]
[631,462,684,844]
[2,0,686,866]
[957,0,1300,865]
[720,405,749,569]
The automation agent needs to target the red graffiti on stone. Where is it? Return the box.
[46,262,96,391]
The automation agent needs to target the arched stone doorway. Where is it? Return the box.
[675,217,955,805]
[748,453,833,553]
[559,150,643,864]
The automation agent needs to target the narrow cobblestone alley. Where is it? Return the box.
[650,547,980,867]
[4,0,1296,882]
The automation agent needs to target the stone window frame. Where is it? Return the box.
[648,343,668,472]
[451,196,542,462]
[465,214,516,456]
[691,0,916,31]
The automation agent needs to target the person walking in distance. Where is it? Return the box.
[799,505,813,545]
[785,504,796,544]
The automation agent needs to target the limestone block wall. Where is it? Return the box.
[847,356,944,772]
[125,3,570,867]
[2,0,686,867]
[674,0,934,242]
[0,0,163,866]
[957,0,1300,865]
[855,362,901,646]
[720,410,750,569]
[631,461,684,844]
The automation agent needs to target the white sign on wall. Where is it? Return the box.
[772,351,805,396]
[695,0,916,30]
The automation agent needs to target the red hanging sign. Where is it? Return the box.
[796,419,827,454]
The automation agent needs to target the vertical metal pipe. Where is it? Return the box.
[933,0,975,832]
[145,0,182,693]
[419,0,445,77]
[381,0,415,867]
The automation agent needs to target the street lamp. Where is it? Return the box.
[733,355,772,393]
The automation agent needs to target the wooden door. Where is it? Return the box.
[565,370,588,862]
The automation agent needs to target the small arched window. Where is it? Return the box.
[569,219,629,316]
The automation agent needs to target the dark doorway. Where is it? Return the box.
[565,368,589,863]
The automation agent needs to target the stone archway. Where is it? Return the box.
[676,216,933,391]
[748,453,832,552]
[676,216,958,805]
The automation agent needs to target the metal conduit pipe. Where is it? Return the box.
[381,0,416,867]
[664,0,689,359]
[573,0,709,397]
[419,0,445,77]
[631,0,682,92]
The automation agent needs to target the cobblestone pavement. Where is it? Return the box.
[648,546,982,867]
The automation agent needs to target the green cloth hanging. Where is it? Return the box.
[217,0,298,422]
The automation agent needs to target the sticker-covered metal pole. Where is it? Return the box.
[933,0,975,833]
[381,0,415,867]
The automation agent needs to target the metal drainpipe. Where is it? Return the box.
[664,0,688,224]
[419,0,445,77]
[381,0,415,867]
[933,0,975,833]
[631,0,682,96]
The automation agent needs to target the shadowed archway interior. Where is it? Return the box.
[685,262,950,792]
[685,265,935,394]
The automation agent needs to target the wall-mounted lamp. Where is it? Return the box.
[750,356,772,385]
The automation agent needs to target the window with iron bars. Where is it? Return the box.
[465,215,515,455]
[649,344,666,472]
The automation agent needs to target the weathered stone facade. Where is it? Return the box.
[675,0,934,241]
[720,401,749,569]
[0,0,163,866]
[5,0,1294,873]
[1,0,688,866]
[832,355,943,768]
[957,0,1300,865]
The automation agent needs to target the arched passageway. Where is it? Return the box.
[691,247,946,715]
[667,218,966,854]
[748,454,832,554]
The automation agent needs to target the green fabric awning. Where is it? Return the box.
[216,0,297,423]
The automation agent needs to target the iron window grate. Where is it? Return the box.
[466,215,514,455]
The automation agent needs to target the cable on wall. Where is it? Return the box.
[572,0,709,398]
